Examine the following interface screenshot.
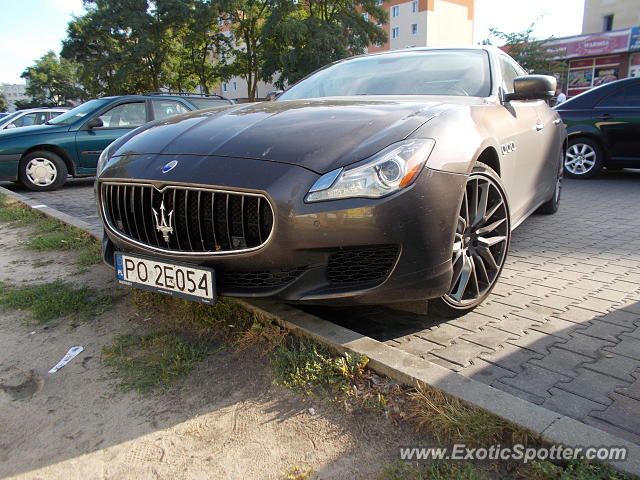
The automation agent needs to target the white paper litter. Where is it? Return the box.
[48,346,84,373]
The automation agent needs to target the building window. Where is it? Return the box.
[233,82,237,91]
[374,42,383,47]
[362,12,369,22]
[602,14,614,31]
[411,23,418,35]
[217,16,224,26]
[392,26,400,38]
[392,5,399,17]
[412,1,418,13]
[377,0,383,5]
[222,83,228,92]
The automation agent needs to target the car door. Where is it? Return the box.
[74,101,149,170]
[593,81,640,162]
[498,55,548,222]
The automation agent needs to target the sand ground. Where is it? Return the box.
[0,222,425,480]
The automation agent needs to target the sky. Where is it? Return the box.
[0,0,586,85]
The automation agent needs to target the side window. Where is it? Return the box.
[12,113,37,127]
[151,100,190,120]
[598,88,626,107]
[48,111,64,121]
[34,112,48,125]
[623,84,640,107]
[98,102,147,128]
[598,84,640,107]
[499,57,519,95]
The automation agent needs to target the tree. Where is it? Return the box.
[20,51,85,106]
[261,0,388,88]
[489,23,566,76]
[62,0,180,95]
[163,0,233,94]
[0,93,7,112]
[221,0,273,101]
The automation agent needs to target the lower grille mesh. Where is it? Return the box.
[327,245,400,284]
[220,268,306,289]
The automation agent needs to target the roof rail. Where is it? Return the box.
[143,91,227,100]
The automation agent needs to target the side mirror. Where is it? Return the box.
[505,75,557,101]
[265,90,284,101]
[86,117,104,129]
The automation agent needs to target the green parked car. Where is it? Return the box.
[0,93,234,191]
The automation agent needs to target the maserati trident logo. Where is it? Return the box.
[162,160,178,173]
[152,200,174,243]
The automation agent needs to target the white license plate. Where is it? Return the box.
[115,253,216,304]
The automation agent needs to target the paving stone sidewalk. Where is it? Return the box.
[3,170,640,446]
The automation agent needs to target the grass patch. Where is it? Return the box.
[409,384,534,447]
[0,193,41,224]
[0,280,112,323]
[102,331,216,394]
[31,259,54,268]
[279,465,315,480]
[381,460,489,480]
[526,460,632,480]
[0,193,102,267]
[271,338,368,396]
[130,290,286,349]
[380,459,632,480]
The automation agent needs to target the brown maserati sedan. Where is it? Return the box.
[96,46,566,317]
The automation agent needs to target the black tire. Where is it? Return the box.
[536,149,563,215]
[429,162,511,318]
[18,150,68,191]
[564,137,603,179]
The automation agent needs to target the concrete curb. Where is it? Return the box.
[2,184,638,478]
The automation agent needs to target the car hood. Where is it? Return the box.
[0,124,69,139]
[113,98,456,173]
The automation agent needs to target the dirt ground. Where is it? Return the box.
[0,222,426,480]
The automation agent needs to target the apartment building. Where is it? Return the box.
[0,83,29,112]
[368,0,474,53]
[582,0,640,34]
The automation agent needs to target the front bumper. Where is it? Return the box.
[98,154,466,306]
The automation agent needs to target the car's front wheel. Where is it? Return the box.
[564,137,603,179]
[19,151,68,191]
[430,163,511,318]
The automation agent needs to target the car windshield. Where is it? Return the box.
[278,50,492,100]
[0,111,21,127]
[47,99,110,126]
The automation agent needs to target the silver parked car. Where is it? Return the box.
[0,108,68,130]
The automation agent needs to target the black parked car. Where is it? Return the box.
[555,77,640,178]
[97,47,565,317]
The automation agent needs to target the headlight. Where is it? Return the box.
[305,139,435,202]
[96,140,120,176]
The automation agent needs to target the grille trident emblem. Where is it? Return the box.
[152,200,174,243]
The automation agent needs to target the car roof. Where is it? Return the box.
[557,77,640,109]
[100,93,231,101]
[15,107,69,113]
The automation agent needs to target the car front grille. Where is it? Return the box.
[101,182,273,253]
[327,245,400,285]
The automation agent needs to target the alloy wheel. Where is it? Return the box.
[444,174,509,307]
[565,143,596,175]
[25,158,58,187]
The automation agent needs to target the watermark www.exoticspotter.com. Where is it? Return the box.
[399,444,628,463]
